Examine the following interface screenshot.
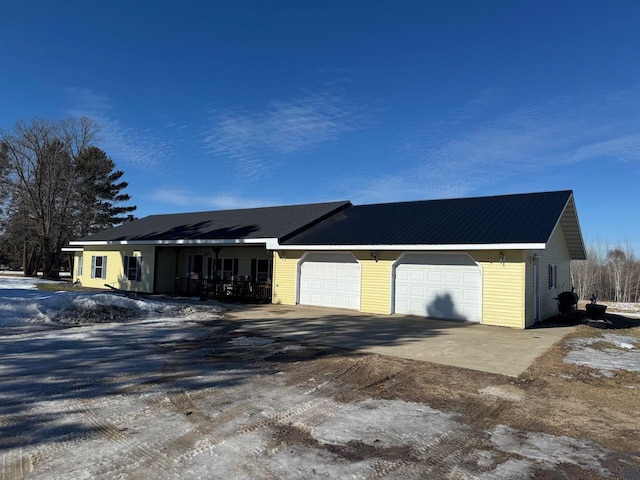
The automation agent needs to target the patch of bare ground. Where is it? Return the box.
[274,320,639,476]
[508,323,640,453]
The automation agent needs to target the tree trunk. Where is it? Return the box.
[41,239,60,280]
[24,245,39,277]
[22,239,28,277]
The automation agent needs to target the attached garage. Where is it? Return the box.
[393,253,482,322]
[298,252,361,310]
[271,190,586,329]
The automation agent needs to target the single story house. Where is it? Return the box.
[66,190,586,328]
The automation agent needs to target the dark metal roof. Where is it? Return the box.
[282,191,574,246]
[76,201,351,242]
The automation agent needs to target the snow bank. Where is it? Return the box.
[0,275,224,329]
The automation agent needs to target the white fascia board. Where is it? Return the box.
[61,247,84,252]
[271,243,546,251]
[70,238,276,247]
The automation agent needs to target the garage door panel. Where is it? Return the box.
[410,285,426,297]
[396,284,409,296]
[411,270,425,281]
[464,271,481,284]
[299,254,360,310]
[446,287,462,302]
[463,289,481,302]
[395,254,482,323]
[427,271,441,282]
[396,270,410,281]
[445,271,461,283]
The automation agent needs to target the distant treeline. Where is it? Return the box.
[571,241,640,303]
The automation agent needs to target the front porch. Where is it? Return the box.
[155,245,273,302]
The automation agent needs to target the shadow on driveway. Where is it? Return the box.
[225,304,576,377]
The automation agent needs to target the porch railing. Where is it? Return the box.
[175,277,272,303]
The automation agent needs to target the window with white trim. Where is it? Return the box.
[124,255,141,282]
[91,256,107,279]
[548,264,558,289]
[77,255,83,277]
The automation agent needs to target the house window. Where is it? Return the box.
[548,264,558,289]
[91,256,107,279]
[214,258,238,282]
[124,255,141,282]
[251,258,271,282]
[77,255,83,277]
[187,254,204,278]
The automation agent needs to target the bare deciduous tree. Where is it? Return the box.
[572,239,640,304]
[1,117,135,279]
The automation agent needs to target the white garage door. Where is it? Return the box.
[299,252,361,310]
[394,253,482,322]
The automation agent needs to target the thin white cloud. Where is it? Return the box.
[66,87,174,172]
[202,91,369,180]
[347,88,640,204]
[147,188,279,211]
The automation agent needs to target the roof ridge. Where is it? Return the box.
[354,190,573,208]
[141,200,351,220]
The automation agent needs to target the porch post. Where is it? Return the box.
[174,247,180,293]
[212,246,222,296]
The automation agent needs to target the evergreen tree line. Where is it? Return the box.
[571,240,640,304]
[0,117,136,278]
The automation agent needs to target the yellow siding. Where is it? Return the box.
[75,246,156,293]
[471,251,526,329]
[272,250,302,305]
[273,249,529,328]
[272,250,394,313]
[355,252,394,314]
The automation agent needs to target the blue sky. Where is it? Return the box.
[1,1,639,247]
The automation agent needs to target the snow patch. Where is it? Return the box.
[229,336,274,347]
[0,275,59,289]
[312,398,458,449]
[282,344,305,352]
[490,425,609,475]
[564,334,640,375]
[185,432,375,479]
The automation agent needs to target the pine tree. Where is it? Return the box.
[74,146,136,237]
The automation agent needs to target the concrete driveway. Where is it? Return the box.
[226,304,575,377]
